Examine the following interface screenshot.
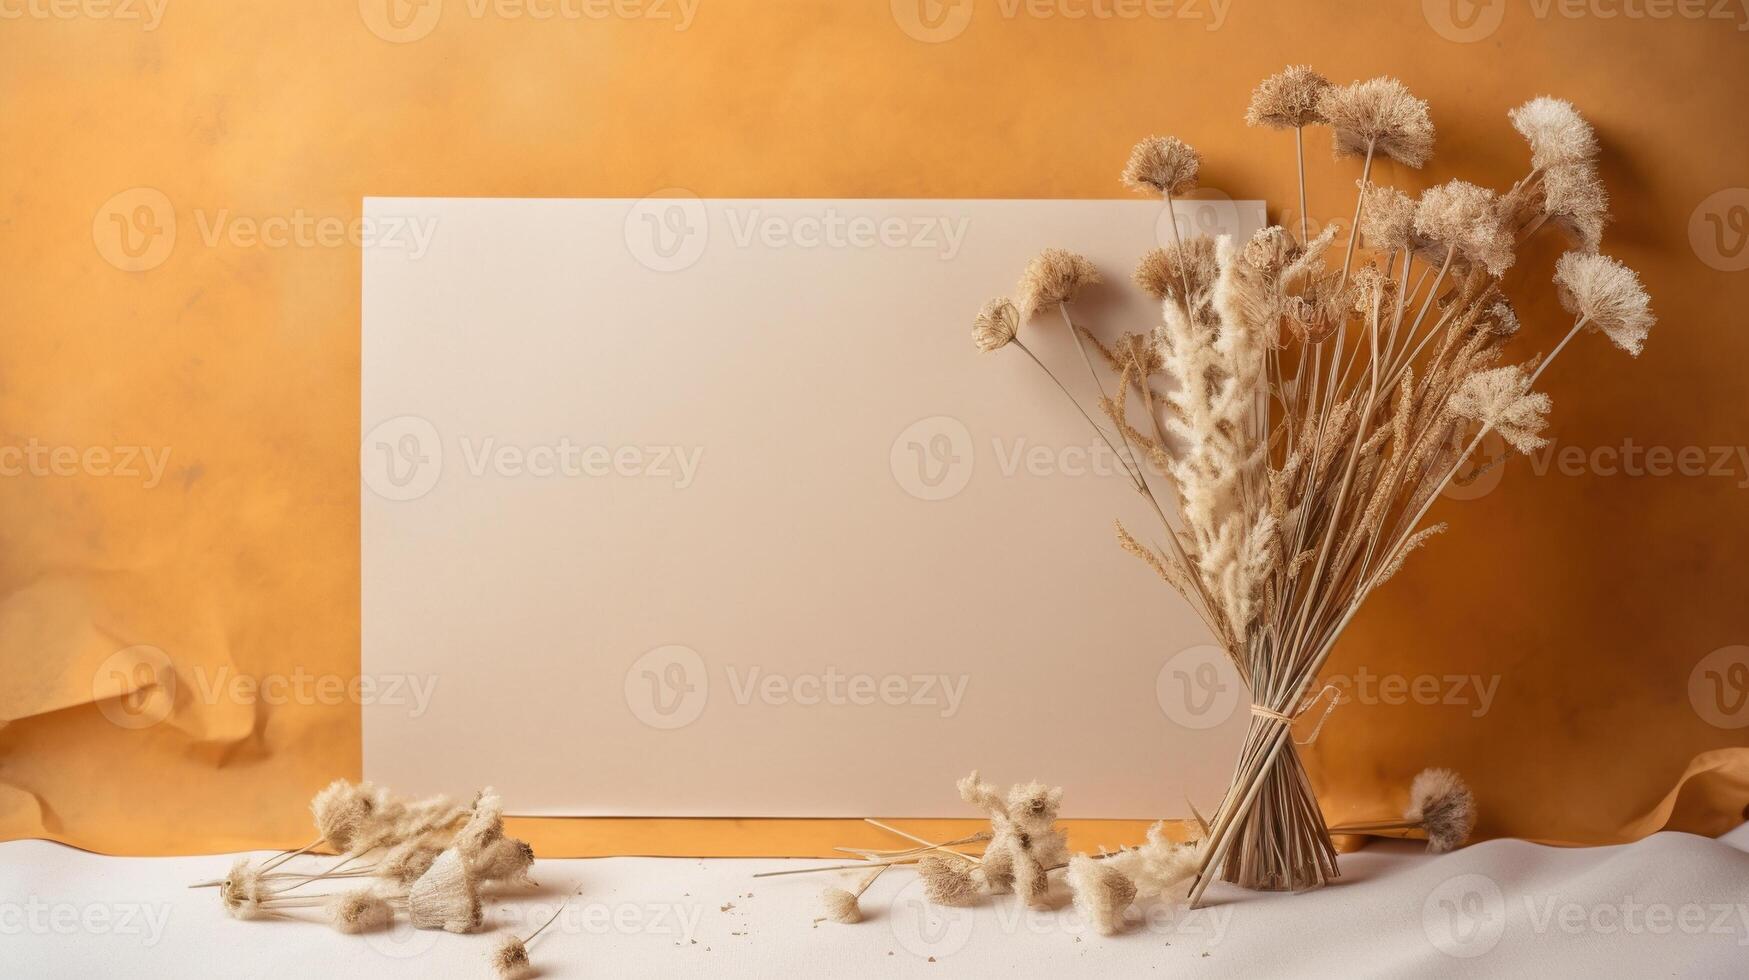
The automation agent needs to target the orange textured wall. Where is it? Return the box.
[1,0,1745,854]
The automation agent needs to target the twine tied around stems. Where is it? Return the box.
[1248,684,1344,745]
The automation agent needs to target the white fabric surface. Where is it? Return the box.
[3,828,1747,978]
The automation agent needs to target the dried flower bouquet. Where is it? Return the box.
[973,67,1652,903]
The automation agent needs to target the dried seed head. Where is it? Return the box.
[1121,136,1200,197]
[1017,249,1101,320]
[311,780,376,853]
[1134,237,1219,303]
[1406,768,1477,854]
[455,788,506,865]
[492,935,534,980]
[476,836,537,887]
[820,887,862,924]
[1449,365,1551,455]
[917,854,982,907]
[1542,163,1609,252]
[408,848,483,934]
[1246,65,1331,129]
[1360,184,1418,253]
[1554,251,1654,355]
[972,297,1019,352]
[326,889,394,934]
[1482,300,1520,337]
[377,839,443,885]
[1005,781,1065,828]
[1413,180,1515,276]
[1509,96,1598,171]
[1067,855,1138,935]
[219,859,268,920]
[1318,77,1434,168]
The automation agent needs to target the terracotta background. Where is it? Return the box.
[1,0,1746,857]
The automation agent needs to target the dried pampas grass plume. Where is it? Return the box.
[492,935,534,980]
[1017,248,1101,320]
[1246,65,1331,130]
[1554,251,1654,355]
[326,889,393,934]
[1121,136,1201,197]
[1066,856,1137,936]
[1449,365,1552,454]
[408,848,483,934]
[1318,77,1434,168]
[972,297,1019,352]
[1406,768,1477,854]
[1414,180,1515,275]
[1509,96,1598,171]
[917,853,982,907]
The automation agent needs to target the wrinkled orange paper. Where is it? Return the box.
[1,2,1745,857]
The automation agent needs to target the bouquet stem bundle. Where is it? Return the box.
[973,67,1653,903]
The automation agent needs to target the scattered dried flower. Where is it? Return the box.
[1554,251,1654,355]
[972,297,1019,352]
[1509,96,1598,171]
[408,848,483,934]
[326,889,393,934]
[1067,856,1137,936]
[1246,65,1331,129]
[917,853,982,907]
[1318,77,1434,168]
[820,887,863,924]
[1449,365,1552,454]
[1413,180,1515,276]
[1121,136,1201,197]
[1406,768,1477,854]
[492,935,534,980]
[1017,248,1101,320]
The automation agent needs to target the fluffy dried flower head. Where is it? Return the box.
[409,848,483,934]
[1509,96,1598,171]
[326,889,394,934]
[220,859,267,920]
[1067,856,1137,935]
[492,935,533,980]
[820,887,862,924]
[1134,237,1219,303]
[1246,65,1331,129]
[1100,821,1201,901]
[956,770,1006,817]
[1450,365,1552,454]
[1121,136,1200,197]
[1349,264,1398,316]
[455,788,505,865]
[1406,768,1477,854]
[1414,180,1515,276]
[1318,77,1434,168]
[1006,781,1064,827]
[1542,164,1609,251]
[972,298,1019,352]
[1360,184,1418,253]
[1554,251,1654,355]
[917,854,982,907]
[1482,300,1520,337]
[377,840,442,885]
[1017,249,1101,320]
[476,836,537,887]
[311,780,376,853]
